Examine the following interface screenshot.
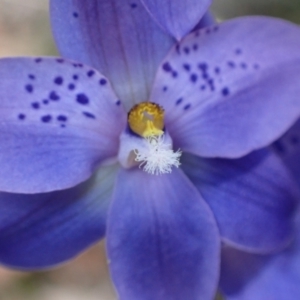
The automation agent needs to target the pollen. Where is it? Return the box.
[134,135,181,175]
[128,102,164,137]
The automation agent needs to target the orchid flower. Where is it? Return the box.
[0,1,300,299]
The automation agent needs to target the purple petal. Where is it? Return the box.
[192,11,216,31]
[140,0,212,40]
[0,57,125,193]
[50,0,174,111]
[220,212,300,300]
[0,164,118,269]
[272,118,300,185]
[151,16,300,158]
[107,168,220,300]
[181,148,298,253]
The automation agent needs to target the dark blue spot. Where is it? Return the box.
[240,62,247,69]
[41,115,52,123]
[227,61,236,68]
[235,48,242,55]
[253,63,260,70]
[190,74,198,83]
[205,28,211,34]
[200,85,206,90]
[61,124,66,128]
[68,83,75,90]
[221,87,230,96]
[213,25,219,32]
[175,44,181,54]
[83,111,96,119]
[198,62,208,71]
[172,71,178,78]
[87,70,95,77]
[116,100,121,106]
[56,58,64,63]
[99,78,107,85]
[43,99,49,105]
[208,79,215,90]
[183,63,191,71]
[28,74,35,80]
[194,30,200,37]
[176,98,183,105]
[73,75,78,80]
[49,91,60,101]
[73,63,82,68]
[184,104,191,110]
[214,67,220,74]
[193,44,198,51]
[18,113,26,120]
[35,58,42,63]
[57,115,67,122]
[130,3,137,8]
[54,76,63,85]
[162,62,172,72]
[31,102,40,109]
[76,93,89,105]
[163,86,168,92]
[73,12,79,18]
[25,84,33,93]
[202,72,209,79]
[183,47,190,54]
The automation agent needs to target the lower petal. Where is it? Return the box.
[107,168,220,300]
[181,149,298,253]
[220,212,300,300]
[272,118,300,186]
[0,164,118,269]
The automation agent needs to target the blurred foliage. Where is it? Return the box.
[212,0,300,23]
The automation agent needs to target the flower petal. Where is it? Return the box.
[151,16,300,158]
[0,164,118,269]
[107,168,220,300]
[140,0,212,40]
[0,57,125,193]
[220,212,300,300]
[50,0,174,111]
[181,148,298,253]
[272,118,300,185]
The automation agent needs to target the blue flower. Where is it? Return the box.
[0,1,300,299]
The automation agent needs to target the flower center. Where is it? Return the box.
[118,102,181,175]
[128,102,164,137]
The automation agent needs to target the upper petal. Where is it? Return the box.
[181,148,298,253]
[0,164,118,269]
[140,0,212,40]
[107,168,220,300]
[50,0,174,111]
[220,211,300,300]
[151,16,300,158]
[0,57,125,193]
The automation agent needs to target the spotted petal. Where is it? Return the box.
[50,0,174,111]
[181,148,298,253]
[0,164,117,269]
[0,57,125,193]
[140,0,212,40]
[107,168,220,300]
[220,212,300,300]
[151,16,300,158]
